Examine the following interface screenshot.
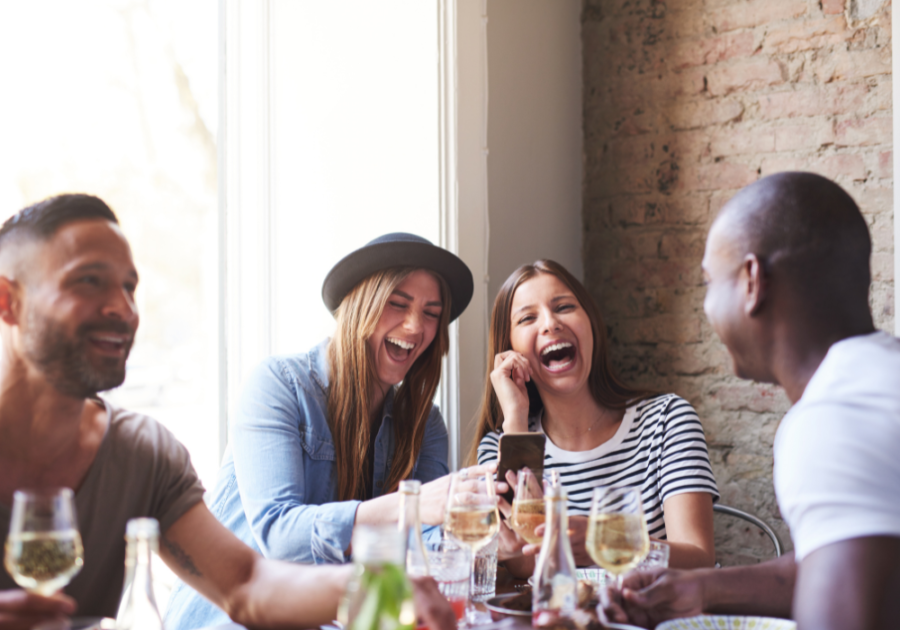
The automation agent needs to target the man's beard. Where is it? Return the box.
[22,310,134,399]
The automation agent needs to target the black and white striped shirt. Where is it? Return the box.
[477,394,719,539]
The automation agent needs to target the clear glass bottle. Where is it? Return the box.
[398,480,430,578]
[115,518,163,630]
[532,478,578,629]
[338,525,416,630]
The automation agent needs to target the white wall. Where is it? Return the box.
[486,0,584,300]
[454,0,584,463]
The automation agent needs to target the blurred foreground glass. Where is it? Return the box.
[471,535,499,602]
[443,470,500,623]
[586,487,650,589]
[532,480,578,629]
[509,468,544,545]
[339,525,416,630]
[4,488,84,595]
[424,540,469,621]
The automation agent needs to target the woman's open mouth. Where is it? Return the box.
[540,341,576,373]
[385,336,416,362]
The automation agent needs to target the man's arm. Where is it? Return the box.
[604,553,796,627]
[160,502,455,630]
[160,502,352,627]
[795,536,900,630]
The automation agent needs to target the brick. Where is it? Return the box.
[710,189,740,217]
[822,0,845,14]
[877,151,892,179]
[814,48,892,83]
[870,215,893,252]
[619,315,703,345]
[774,121,836,151]
[834,116,892,146]
[608,195,667,227]
[669,31,756,69]
[707,58,785,96]
[872,253,893,282]
[760,155,808,177]
[710,125,776,156]
[660,231,707,259]
[666,98,745,130]
[710,0,808,33]
[758,84,868,119]
[608,259,704,290]
[763,16,847,54]
[681,161,758,191]
[713,383,790,414]
[665,193,712,224]
[817,154,867,181]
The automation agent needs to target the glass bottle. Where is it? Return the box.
[115,518,164,630]
[532,478,578,629]
[398,480,430,578]
[338,525,416,630]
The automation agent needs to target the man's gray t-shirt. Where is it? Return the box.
[0,399,206,617]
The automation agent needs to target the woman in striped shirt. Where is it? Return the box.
[469,260,718,573]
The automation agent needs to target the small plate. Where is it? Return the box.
[656,616,796,630]
[484,593,532,619]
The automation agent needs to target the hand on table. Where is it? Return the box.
[0,589,75,630]
[521,515,590,565]
[600,568,704,629]
[410,576,456,630]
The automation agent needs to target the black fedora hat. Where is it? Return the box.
[322,233,474,322]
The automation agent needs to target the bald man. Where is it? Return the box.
[603,172,900,630]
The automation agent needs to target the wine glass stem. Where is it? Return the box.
[615,574,624,591]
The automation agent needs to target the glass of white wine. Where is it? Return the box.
[4,488,84,596]
[443,469,500,622]
[509,468,545,545]
[585,486,649,589]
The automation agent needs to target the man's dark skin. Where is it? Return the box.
[603,172,900,629]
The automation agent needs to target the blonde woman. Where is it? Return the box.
[167,234,476,629]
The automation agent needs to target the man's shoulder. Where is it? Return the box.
[101,400,188,463]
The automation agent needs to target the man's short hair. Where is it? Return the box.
[0,194,119,250]
[720,172,871,311]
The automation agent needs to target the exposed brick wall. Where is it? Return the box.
[582,0,893,564]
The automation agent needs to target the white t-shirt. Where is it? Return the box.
[774,331,900,561]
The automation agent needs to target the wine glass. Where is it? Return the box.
[585,486,649,589]
[4,488,84,595]
[509,468,545,545]
[443,470,500,622]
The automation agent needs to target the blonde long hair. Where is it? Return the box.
[466,260,655,466]
[327,267,451,501]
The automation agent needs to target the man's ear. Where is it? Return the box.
[0,276,21,325]
[742,253,767,316]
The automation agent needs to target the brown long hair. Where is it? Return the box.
[466,259,655,465]
[327,267,451,501]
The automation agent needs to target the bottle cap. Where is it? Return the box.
[399,480,421,494]
[126,518,159,538]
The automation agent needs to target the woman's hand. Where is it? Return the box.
[490,351,532,433]
[0,589,75,630]
[497,519,527,561]
[418,464,507,526]
[521,515,590,565]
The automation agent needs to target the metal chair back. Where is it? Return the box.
[714,503,784,560]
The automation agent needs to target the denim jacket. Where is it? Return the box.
[165,340,449,630]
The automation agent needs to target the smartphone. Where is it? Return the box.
[497,433,546,504]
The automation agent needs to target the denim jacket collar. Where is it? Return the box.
[307,339,396,427]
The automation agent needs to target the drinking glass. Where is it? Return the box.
[4,488,84,595]
[585,487,649,589]
[509,468,544,545]
[443,470,500,622]
[424,540,469,622]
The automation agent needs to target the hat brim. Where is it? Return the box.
[322,241,474,322]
